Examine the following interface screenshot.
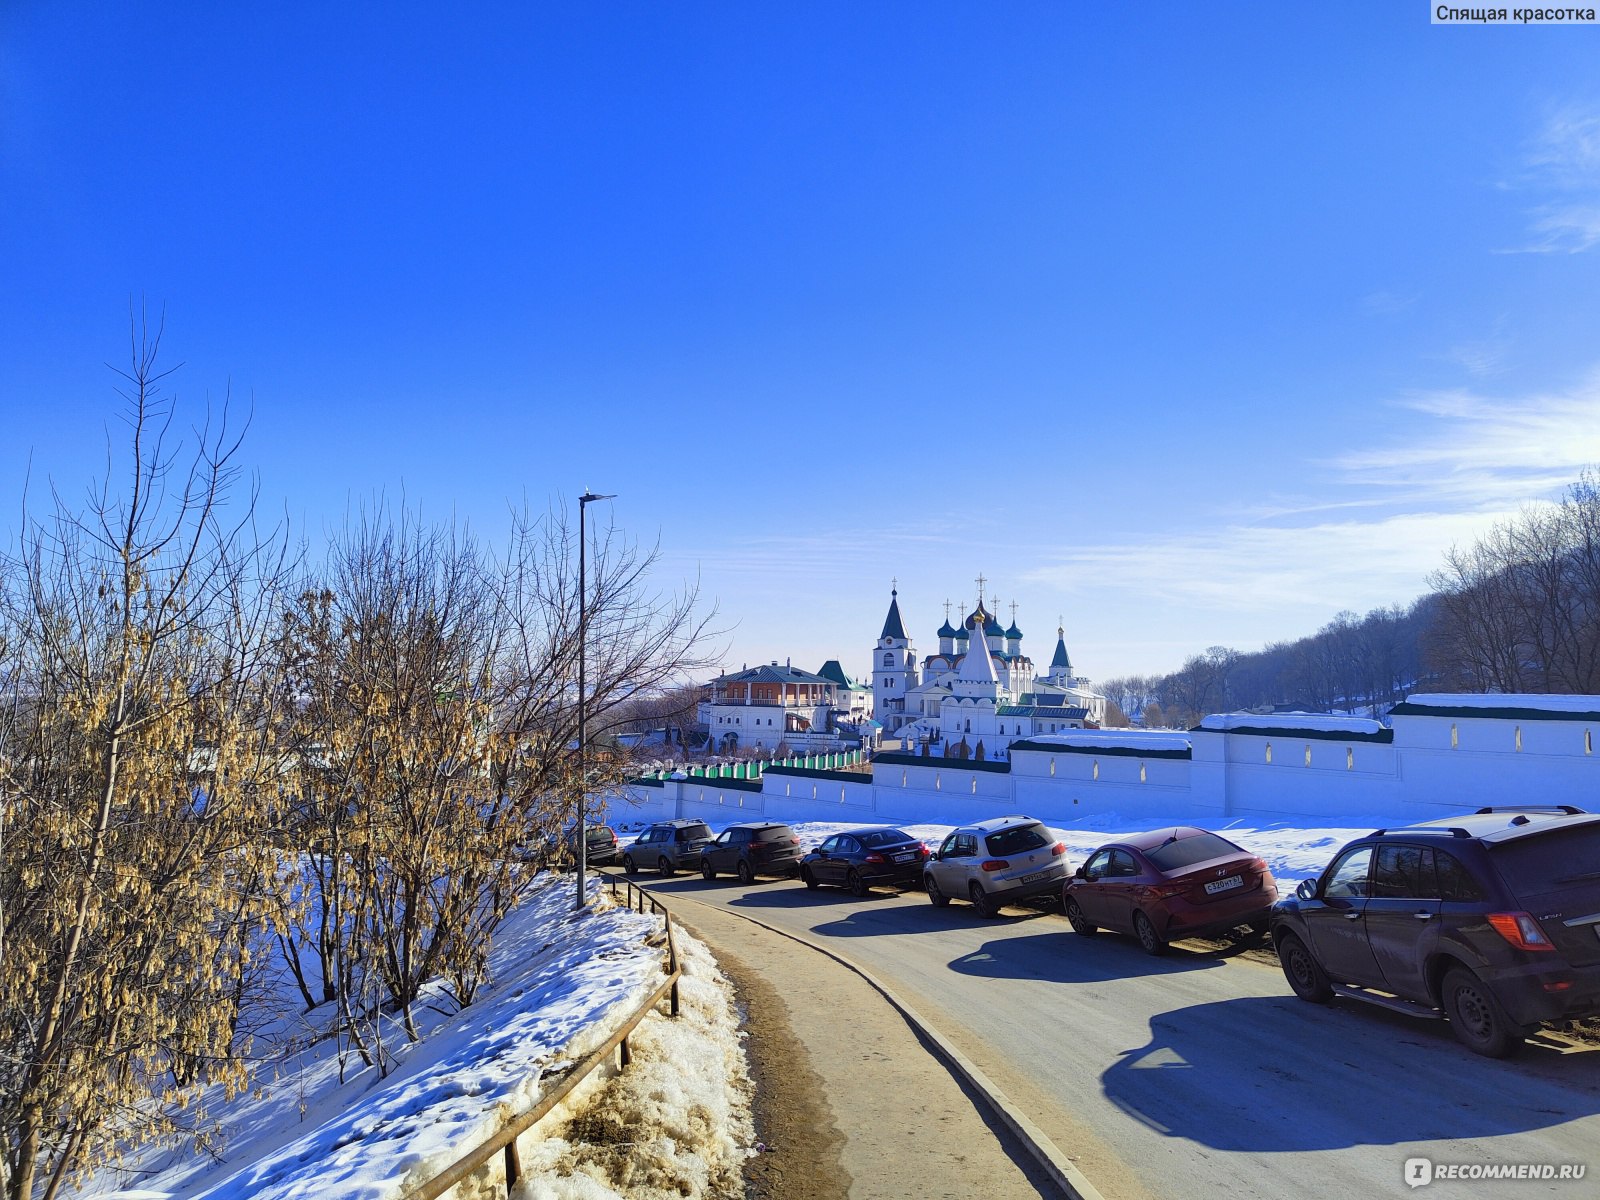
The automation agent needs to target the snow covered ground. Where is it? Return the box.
[85,875,754,1200]
[84,807,1392,1200]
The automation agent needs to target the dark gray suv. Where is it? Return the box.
[1271,805,1600,1057]
[624,819,713,877]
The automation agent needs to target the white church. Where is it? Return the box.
[871,579,1108,761]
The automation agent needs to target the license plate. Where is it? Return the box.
[1205,875,1243,895]
[893,853,915,863]
[1021,869,1052,884]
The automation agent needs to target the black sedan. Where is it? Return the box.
[800,827,929,896]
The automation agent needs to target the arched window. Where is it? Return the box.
[1092,760,1099,780]
[1451,723,1459,749]
[1265,742,1273,764]
[1049,757,1056,776]
[1139,762,1148,783]
[1587,729,1593,756]
[883,653,893,667]
[1304,744,1312,767]
[1346,747,1354,770]
[1515,725,1523,752]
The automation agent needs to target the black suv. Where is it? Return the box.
[1271,806,1600,1056]
[700,821,804,884]
[624,819,714,877]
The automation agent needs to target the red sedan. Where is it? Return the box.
[1062,827,1278,955]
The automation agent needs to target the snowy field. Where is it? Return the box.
[85,875,754,1200]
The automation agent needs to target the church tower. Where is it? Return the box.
[872,586,918,732]
[1048,623,1074,687]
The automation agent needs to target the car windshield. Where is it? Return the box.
[859,829,912,848]
[985,824,1048,856]
[1491,824,1600,893]
[755,826,795,842]
[1144,832,1242,872]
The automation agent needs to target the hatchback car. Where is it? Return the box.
[624,819,714,876]
[1270,805,1600,1057]
[924,816,1069,917]
[1063,827,1278,955]
[800,826,929,896]
[546,823,619,869]
[700,821,804,884]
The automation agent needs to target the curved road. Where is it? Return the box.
[629,870,1600,1200]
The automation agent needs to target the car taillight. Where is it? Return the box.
[1487,912,1554,952]
[1149,882,1186,898]
[1249,857,1268,873]
[1050,842,1066,857]
[981,859,1009,872]
[864,853,886,864]
[790,836,800,844]
[918,843,930,859]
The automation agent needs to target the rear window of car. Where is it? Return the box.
[1144,832,1242,872]
[755,825,796,843]
[1490,824,1600,895]
[586,827,614,843]
[677,823,711,841]
[985,823,1049,856]
[860,829,911,848]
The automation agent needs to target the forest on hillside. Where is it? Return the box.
[1099,473,1600,728]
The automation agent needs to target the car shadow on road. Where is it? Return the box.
[947,930,1224,983]
[1100,994,1600,1152]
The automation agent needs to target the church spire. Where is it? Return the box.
[880,585,907,641]
[1051,619,1072,672]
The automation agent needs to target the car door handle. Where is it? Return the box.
[1343,911,1362,920]
[1414,912,1434,921]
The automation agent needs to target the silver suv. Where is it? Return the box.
[624,819,714,876]
[925,816,1069,917]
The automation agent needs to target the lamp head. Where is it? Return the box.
[579,491,616,505]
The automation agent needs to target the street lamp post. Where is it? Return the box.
[576,490,615,909]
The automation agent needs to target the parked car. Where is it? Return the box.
[1062,827,1278,955]
[700,822,804,883]
[800,826,929,896]
[624,819,714,876]
[546,823,619,868]
[924,816,1069,917]
[1270,805,1600,1057]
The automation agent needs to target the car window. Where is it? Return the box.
[818,836,838,853]
[715,831,733,845]
[860,829,910,848]
[1372,844,1429,898]
[680,823,711,841]
[1085,849,1113,877]
[1434,849,1483,902]
[1144,832,1242,871]
[939,833,960,857]
[837,835,859,854]
[986,824,1049,857]
[1325,846,1373,899]
[1108,849,1140,877]
[1490,824,1600,895]
[756,826,795,843]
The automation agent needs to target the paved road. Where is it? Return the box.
[629,870,1600,1200]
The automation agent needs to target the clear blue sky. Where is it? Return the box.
[4,3,1599,682]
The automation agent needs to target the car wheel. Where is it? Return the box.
[1442,966,1525,1058]
[969,882,999,919]
[658,856,675,878]
[847,869,868,898]
[802,867,819,890]
[623,855,639,876]
[701,860,715,881]
[926,874,949,907]
[1276,933,1333,1003]
[1133,911,1168,956]
[1064,897,1097,937]
[737,860,754,886]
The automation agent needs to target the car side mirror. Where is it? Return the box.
[1295,879,1317,901]
[1074,865,1086,879]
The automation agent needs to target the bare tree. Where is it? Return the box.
[0,319,292,1200]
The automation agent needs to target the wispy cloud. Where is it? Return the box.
[1506,105,1600,253]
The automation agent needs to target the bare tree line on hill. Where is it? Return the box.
[1101,475,1600,728]
[0,323,716,1199]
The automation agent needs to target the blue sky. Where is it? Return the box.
[4,3,1600,682]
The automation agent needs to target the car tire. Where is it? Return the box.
[1064,897,1097,937]
[1442,966,1525,1058]
[737,860,754,886]
[802,867,819,890]
[926,874,949,907]
[969,882,999,919]
[701,860,715,881]
[623,855,639,876]
[847,869,868,898]
[658,856,675,878]
[1133,911,1168,956]
[1276,933,1333,1003]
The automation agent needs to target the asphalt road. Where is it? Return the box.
[625,869,1600,1200]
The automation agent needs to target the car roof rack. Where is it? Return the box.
[1473,805,1586,816]
[1369,826,1473,838]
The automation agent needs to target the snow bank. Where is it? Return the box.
[1022,731,1193,751]
[1199,712,1386,735]
[1403,693,1600,714]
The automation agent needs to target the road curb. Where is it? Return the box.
[669,891,1108,1200]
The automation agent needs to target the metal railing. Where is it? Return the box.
[402,876,680,1200]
